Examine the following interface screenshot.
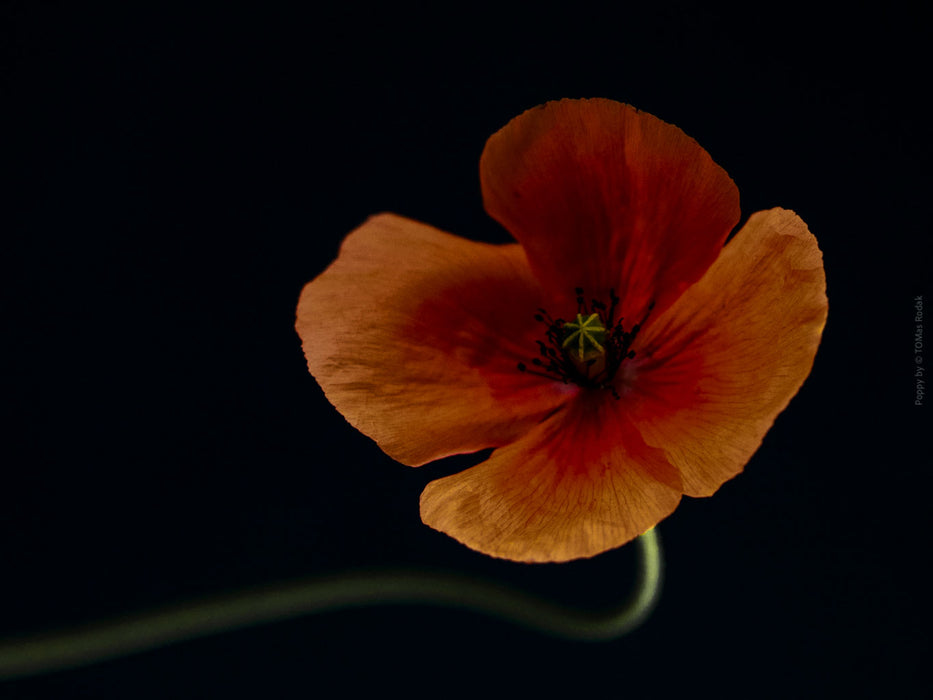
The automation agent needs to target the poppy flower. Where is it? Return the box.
[296,98,827,563]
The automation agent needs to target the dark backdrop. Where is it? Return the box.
[3,2,928,697]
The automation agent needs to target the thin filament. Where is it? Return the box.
[0,529,662,680]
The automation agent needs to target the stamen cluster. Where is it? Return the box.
[517,287,654,399]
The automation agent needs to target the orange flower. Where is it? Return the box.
[296,98,827,563]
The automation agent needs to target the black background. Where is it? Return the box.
[3,2,928,697]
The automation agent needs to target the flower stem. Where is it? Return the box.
[0,529,662,680]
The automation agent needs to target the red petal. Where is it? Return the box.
[296,214,574,467]
[625,208,828,496]
[420,394,683,562]
[480,98,740,321]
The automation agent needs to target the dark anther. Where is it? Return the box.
[518,288,656,398]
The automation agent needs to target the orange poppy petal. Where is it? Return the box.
[626,208,828,496]
[296,213,574,467]
[420,394,683,562]
[480,98,740,321]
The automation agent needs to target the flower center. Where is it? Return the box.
[517,287,654,399]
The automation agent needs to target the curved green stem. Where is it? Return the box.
[0,529,662,681]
